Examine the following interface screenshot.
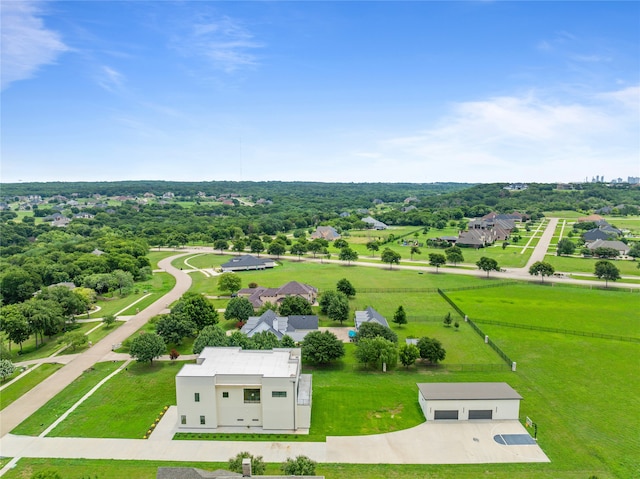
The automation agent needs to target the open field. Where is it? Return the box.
[0,363,63,411]
[148,250,183,269]
[543,254,639,276]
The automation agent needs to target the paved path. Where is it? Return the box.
[522,217,558,270]
[0,420,548,465]
[0,254,193,437]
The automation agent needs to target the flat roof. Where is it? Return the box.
[417,382,522,401]
[177,347,299,379]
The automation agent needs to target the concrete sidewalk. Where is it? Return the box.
[0,420,548,465]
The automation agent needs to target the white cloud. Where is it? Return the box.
[96,65,125,93]
[370,87,640,182]
[172,15,263,73]
[0,1,68,90]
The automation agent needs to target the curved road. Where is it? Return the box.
[0,254,192,437]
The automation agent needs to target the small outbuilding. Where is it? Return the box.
[417,382,522,421]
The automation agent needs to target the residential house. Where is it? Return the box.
[354,306,389,330]
[238,281,318,309]
[241,310,318,342]
[175,347,312,431]
[361,216,388,230]
[455,229,495,248]
[309,226,341,241]
[586,239,630,256]
[221,255,276,272]
[52,217,71,227]
[582,228,614,243]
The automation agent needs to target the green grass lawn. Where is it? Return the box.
[49,361,181,439]
[0,363,63,410]
[147,250,182,269]
[11,361,124,436]
[89,272,176,318]
[543,254,639,276]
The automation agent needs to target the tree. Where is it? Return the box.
[594,260,620,287]
[333,238,348,249]
[279,295,313,316]
[227,330,249,349]
[172,292,218,330]
[228,452,265,475]
[392,305,407,327]
[224,297,255,322]
[307,238,328,258]
[248,330,280,350]
[318,290,338,315]
[129,332,166,364]
[593,247,620,259]
[445,246,464,265]
[556,238,576,256]
[410,245,421,260]
[336,278,356,297]
[58,331,88,351]
[155,314,195,345]
[250,239,264,256]
[355,336,398,371]
[102,314,116,328]
[0,304,30,352]
[0,267,40,305]
[192,325,228,354]
[38,286,88,319]
[429,253,446,272]
[301,330,345,364]
[280,334,296,348]
[628,242,640,258]
[338,246,358,265]
[443,312,453,327]
[232,238,246,254]
[22,299,65,347]
[267,240,286,258]
[366,240,380,257]
[218,273,242,295]
[281,455,317,476]
[326,291,349,324]
[476,257,500,277]
[290,242,307,260]
[0,359,16,381]
[417,337,446,364]
[214,239,229,253]
[381,248,401,269]
[528,261,555,283]
[355,321,398,343]
[398,343,420,368]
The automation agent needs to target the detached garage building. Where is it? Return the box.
[418,382,522,421]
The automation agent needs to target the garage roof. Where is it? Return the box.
[417,382,522,401]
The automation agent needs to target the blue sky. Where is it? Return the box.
[2,1,638,184]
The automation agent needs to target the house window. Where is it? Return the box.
[200,415,206,425]
[181,415,186,425]
[272,391,287,398]
[194,392,200,402]
[244,389,261,403]
[222,392,229,398]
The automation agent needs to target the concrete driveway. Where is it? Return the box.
[0,419,548,465]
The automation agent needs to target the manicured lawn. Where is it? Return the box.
[147,250,182,269]
[49,361,181,439]
[543,254,639,276]
[0,363,63,410]
[88,272,176,318]
[12,361,124,436]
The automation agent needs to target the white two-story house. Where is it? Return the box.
[175,347,312,432]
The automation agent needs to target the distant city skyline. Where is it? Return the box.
[1,1,638,184]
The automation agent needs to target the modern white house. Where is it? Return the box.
[417,382,522,421]
[175,347,312,432]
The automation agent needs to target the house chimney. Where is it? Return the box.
[242,457,252,477]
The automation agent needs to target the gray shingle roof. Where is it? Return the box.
[417,382,522,401]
